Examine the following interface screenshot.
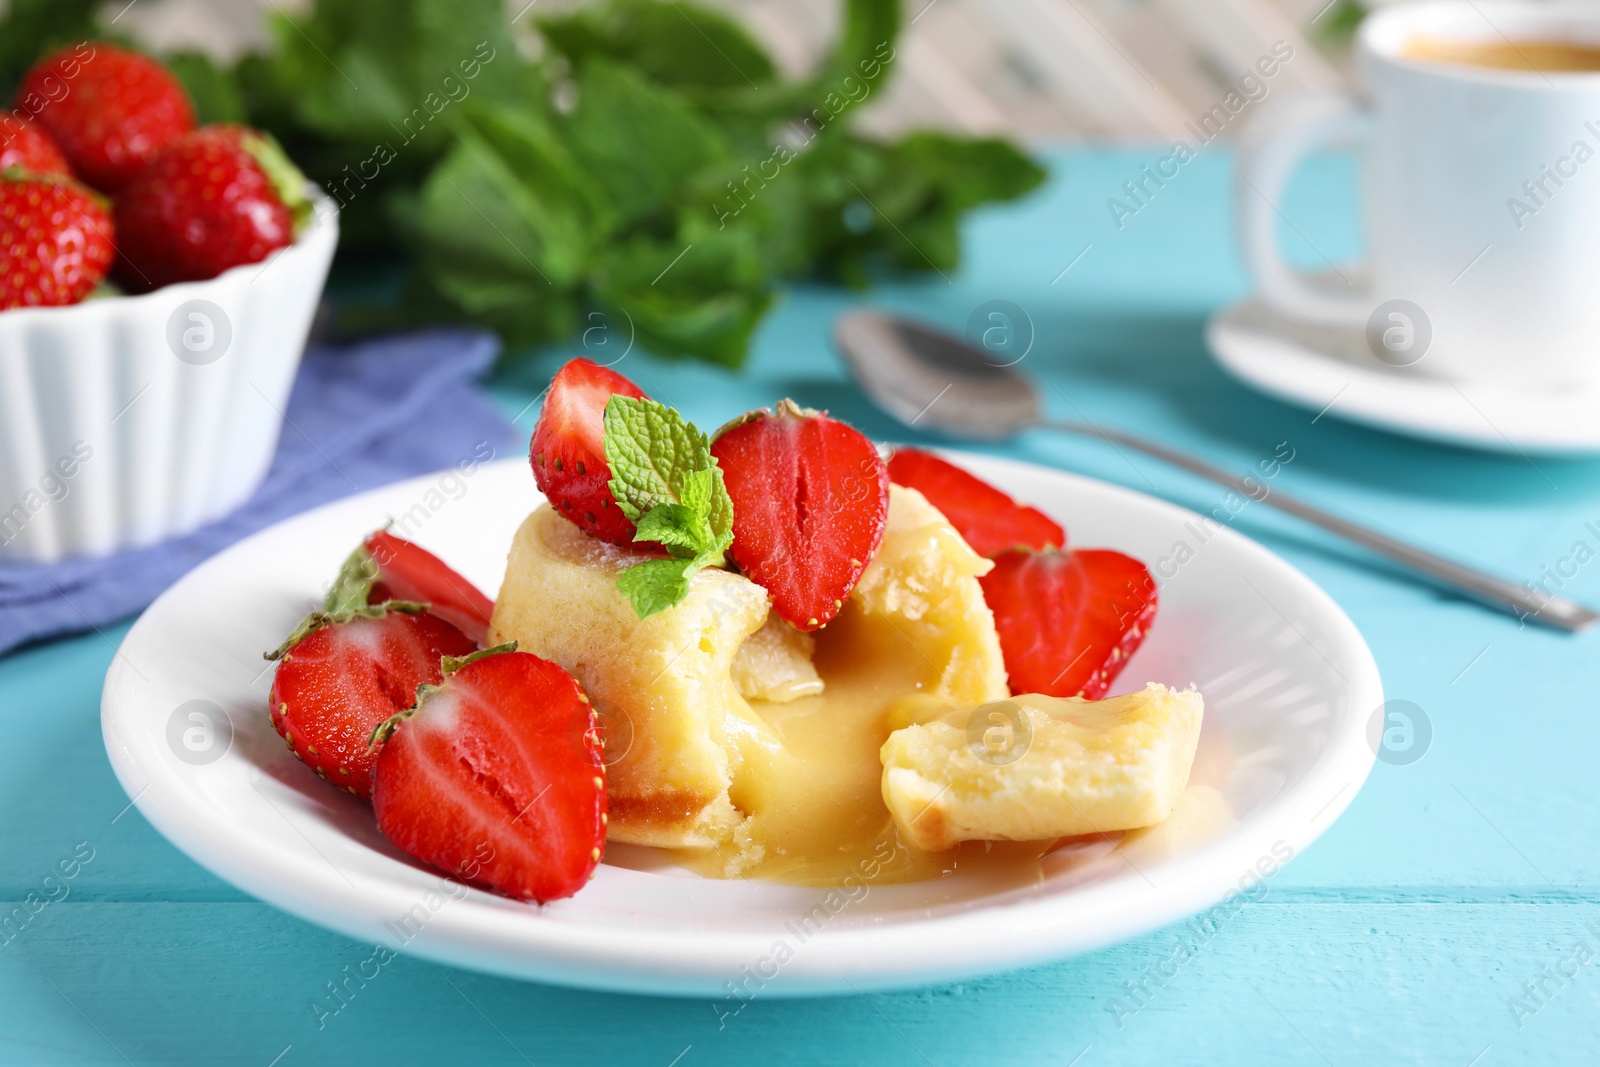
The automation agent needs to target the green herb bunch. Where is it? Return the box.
[0,0,1045,368]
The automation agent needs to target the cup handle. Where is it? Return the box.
[1236,92,1373,326]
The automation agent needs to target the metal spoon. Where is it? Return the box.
[833,310,1598,633]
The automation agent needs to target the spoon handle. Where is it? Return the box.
[1042,420,1598,633]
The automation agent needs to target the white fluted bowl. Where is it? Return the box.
[0,192,338,563]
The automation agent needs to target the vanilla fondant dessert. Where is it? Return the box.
[264,357,1208,904]
[491,484,1011,880]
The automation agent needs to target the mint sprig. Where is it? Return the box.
[603,396,734,618]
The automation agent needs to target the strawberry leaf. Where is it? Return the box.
[440,642,519,675]
[323,542,382,615]
[265,601,428,661]
[239,128,313,232]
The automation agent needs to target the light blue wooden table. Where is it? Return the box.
[5,148,1599,1065]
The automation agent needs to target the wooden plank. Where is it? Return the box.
[893,27,1016,135]
[975,0,1195,138]
[1148,0,1345,94]
[3,900,1598,1065]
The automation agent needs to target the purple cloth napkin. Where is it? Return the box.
[0,329,516,656]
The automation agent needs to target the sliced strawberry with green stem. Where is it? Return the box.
[331,528,496,646]
[266,602,476,800]
[980,547,1158,699]
[370,645,607,903]
[711,399,889,631]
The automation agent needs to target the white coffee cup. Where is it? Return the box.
[1237,1,1600,387]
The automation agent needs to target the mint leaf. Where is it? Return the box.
[0,1,100,100]
[705,469,733,554]
[632,503,705,558]
[418,104,601,294]
[590,217,775,367]
[166,51,248,124]
[615,557,698,619]
[603,396,715,521]
[189,0,1048,370]
[678,467,713,515]
[268,0,524,149]
[539,0,777,93]
[564,60,728,225]
[603,395,736,618]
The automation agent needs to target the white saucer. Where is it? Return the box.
[101,455,1381,996]
[1206,296,1600,454]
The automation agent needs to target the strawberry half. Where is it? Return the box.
[531,358,647,544]
[358,529,494,646]
[371,646,607,903]
[266,605,476,799]
[886,448,1065,557]
[711,400,889,631]
[980,548,1158,699]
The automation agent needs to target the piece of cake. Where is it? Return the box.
[879,683,1204,851]
[488,484,1010,875]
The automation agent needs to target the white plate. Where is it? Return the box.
[1207,295,1600,454]
[101,454,1381,996]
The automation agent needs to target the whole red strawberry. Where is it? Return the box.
[711,400,889,631]
[531,358,648,544]
[267,543,478,799]
[980,548,1158,699]
[0,173,113,309]
[113,125,308,292]
[371,646,607,902]
[886,448,1064,557]
[15,43,194,192]
[0,113,72,177]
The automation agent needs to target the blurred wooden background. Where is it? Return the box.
[109,0,1371,140]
